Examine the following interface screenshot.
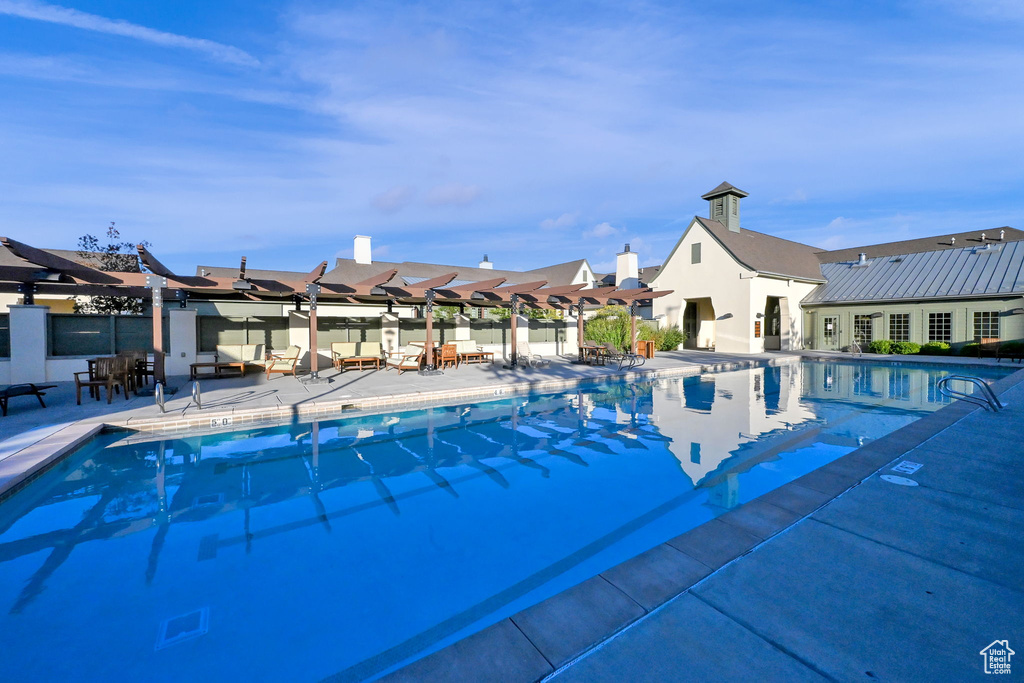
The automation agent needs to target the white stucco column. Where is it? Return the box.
[381,312,400,353]
[9,304,48,384]
[165,308,197,377]
[454,313,471,341]
[289,310,310,369]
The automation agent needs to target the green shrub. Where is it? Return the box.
[867,339,892,354]
[891,341,921,355]
[958,342,980,357]
[919,341,952,355]
[651,325,686,351]
[999,340,1024,357]
[584,306,658,351]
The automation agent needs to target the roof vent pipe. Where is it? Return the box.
[982,232,987,241]
[951,237,956,246]
[1001,229,1006,240]
[624,243,631,252]
[857,253,867,265]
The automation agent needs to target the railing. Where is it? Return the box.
[936,375,1005,412]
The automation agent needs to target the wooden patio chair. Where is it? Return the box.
[265,345,301,377]
[385,347,424,374]
[437,343,458,369]
[118,350,151,391]
[74,356,132,405]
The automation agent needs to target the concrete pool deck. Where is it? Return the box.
[382,364,1024,682]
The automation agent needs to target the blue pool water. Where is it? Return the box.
[0,360,1012,680]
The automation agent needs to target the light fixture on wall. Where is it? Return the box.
[869,312,883,319]
[1008,308,1024,315]
[755,312,764,319]
[718,313,734,320]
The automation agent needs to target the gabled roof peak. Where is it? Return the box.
[701,181,749,200]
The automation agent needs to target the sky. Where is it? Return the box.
[0,0,1022,276]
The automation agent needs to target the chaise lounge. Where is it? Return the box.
[0,383,57,417]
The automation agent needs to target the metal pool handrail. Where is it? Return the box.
[937,375,1005,412]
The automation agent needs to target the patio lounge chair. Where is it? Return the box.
[0,383,57,417]
[74,356,132,405]
[601,342,646,370]
[385,345,424,374]
[516,342,551,368]
[265,345,301,377]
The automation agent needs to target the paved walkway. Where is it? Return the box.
[550,370,1024,681]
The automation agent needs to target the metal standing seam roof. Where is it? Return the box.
[802,241,1024,304]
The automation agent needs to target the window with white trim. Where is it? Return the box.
[928,312,952,343]
[973,311,999,340]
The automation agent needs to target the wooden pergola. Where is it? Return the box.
[0,237,671,382]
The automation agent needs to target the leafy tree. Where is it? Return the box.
[74,222,151,315]
[488,306,563,320]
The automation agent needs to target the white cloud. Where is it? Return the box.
[371,186,415,214]
[771,188,808,204]
[0,0,259,66]
[586,222,620,238]
[540,212,579,230]
[424,183,481,206]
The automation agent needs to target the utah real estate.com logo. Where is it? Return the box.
[980,640,1014,675]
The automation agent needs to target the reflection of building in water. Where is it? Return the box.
[653,363,816,486]
[800,362,952,409]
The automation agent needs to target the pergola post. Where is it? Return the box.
[146,275,168,385]
[303,283,328,384]
[424,290,436,371]
[577,297,585,361]
[630,302,638,355]
[508,293,519,369]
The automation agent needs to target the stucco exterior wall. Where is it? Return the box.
[802,297,1024,350]
[651,219,755,353]
[650,219,819,353]
[748,276,818,352]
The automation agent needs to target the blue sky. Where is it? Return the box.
[1,0,1022,276]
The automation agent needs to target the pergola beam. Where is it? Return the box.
[1,236,121,284]
[136,245,175,278]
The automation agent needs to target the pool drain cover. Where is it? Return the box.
[881,474,918,487]
[156,607,209,650]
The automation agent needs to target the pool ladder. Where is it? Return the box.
[936,375,1006,412]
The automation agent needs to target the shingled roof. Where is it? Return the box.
[692,217,826,281]
[700,182,749,200]
[0,247,111,270]
[816,227,1024,264]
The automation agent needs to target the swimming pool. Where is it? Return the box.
[0,360,1012,680]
